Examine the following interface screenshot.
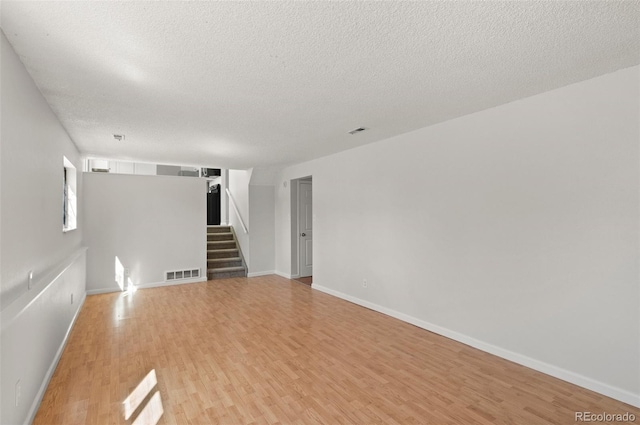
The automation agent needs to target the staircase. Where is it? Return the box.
[207,226,247,280]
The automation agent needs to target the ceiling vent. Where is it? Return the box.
[348,127,367,135]
[113,134,125,141]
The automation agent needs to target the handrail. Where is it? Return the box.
[226,188,248,234]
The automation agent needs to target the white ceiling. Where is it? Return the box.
[2,1,639,169]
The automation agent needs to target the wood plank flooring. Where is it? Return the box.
[34,275,639,424]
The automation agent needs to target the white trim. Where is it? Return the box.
[274,271,293,279]
[86,288,122,295]
[25,292,86,425]
[87,277,208,295]
[312,284,640,408]
[247,271,275,278]
[135,277,207,290]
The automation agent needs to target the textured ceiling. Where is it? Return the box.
[1,1,639,169]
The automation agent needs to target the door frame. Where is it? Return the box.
[290,176,312,278]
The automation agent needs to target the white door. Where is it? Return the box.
[298,181,313,277]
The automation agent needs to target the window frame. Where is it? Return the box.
[63,156,77,232]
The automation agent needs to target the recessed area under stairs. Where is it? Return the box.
[207,226,247,279]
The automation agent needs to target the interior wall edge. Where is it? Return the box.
[274,271,294,279]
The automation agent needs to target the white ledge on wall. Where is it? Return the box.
[1,247,88,329]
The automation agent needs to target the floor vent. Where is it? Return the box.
[165,268,200,281]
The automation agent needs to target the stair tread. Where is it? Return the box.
[208,266,246,273]
[208,257,242,262]
[207,226,231,232]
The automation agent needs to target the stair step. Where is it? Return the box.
[207,226,231,234]
[208,258,243,269]
[207,248,239,259]
[207,266,247,279]
[208,257,242,263]
[207,232,234,241]
[208,266,245,273]
[207,240,237,248]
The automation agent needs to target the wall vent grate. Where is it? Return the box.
[165,268,200,281]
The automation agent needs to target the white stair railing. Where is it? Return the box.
[226,188,248,234]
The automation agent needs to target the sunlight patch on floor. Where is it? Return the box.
[123,369,163,425]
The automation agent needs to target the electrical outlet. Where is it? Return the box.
[124,268,130,277]
[15,379,21,407]
[28,270,34,290]
[362,279,368,288]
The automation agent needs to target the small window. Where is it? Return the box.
[63,156,77,232]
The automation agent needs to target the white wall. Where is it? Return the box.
[0,31,83,310]
[248,185,275,275]
[1,250,86,425]
[228,169,252,266]
[227,168,277,275]
[83,173,207,292]
[1,31,87,424]
[274,66,640,406]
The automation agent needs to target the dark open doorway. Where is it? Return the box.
[207,184,221,225]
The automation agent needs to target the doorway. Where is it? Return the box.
[205,169,228,226]
[291,177,312,283]
[207,183,221,225]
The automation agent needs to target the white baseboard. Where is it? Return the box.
[135,277,207,290]
[86,287,121,295]
[248,270,275,278]
[87,277,207,295]
[312,284,640,409]
[26,292,87,425]
[274,271,293,279]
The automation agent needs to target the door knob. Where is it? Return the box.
[301,233,306,236]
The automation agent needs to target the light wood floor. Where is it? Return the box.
[34,275,639,424]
